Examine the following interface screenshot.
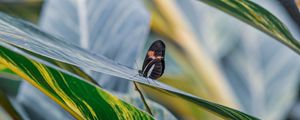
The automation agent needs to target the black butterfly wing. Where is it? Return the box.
[160,59,165,77]
[150,40,165,57]
[140,40,166,79]
[141,40,165,69]
[148,60,164,79]
[141,58,157,77]
[141,59,164,79]
[152,40,165,77]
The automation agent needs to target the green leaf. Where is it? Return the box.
[39,0,150,91]
[198,0,300,54]
[150,1,299,119]
[0,12,259,119]
[0,42,153,119]
[145,85,258,120]
[15,47,101,87]
[0,0,43,24]
[0,64,15,74]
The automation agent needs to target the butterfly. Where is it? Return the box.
[138,40,165,80]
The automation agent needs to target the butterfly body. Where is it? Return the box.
[139,40,165,80]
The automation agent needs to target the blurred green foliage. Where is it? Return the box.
[0,0,43,23]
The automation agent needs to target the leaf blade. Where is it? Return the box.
[198,0,300,54]
[0,42,153,119]
[0,12,259,119]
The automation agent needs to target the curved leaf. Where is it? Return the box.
[0,42,153,119]
[0,12,259,119]
[221,28,300,119]
[154,1,300,119]
[197,0,300,54]
[39,0,150,92]
[150,0,239,110]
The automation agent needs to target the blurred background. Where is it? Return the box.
[0,0,300,120]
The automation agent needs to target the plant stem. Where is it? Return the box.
[133,81,153,115]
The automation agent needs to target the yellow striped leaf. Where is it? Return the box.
[0,43,153,120]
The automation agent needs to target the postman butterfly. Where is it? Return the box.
[138,40,165,80]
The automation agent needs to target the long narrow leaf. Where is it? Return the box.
[0,12,259,119]
[0,42,153,119]
[198,0,300,54]
[150,1,300,119]
[39,0,150,92]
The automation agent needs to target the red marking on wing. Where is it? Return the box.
[147,51,155,59]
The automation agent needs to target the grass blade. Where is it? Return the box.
[0,42,153,119]
[198,0,300,54]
